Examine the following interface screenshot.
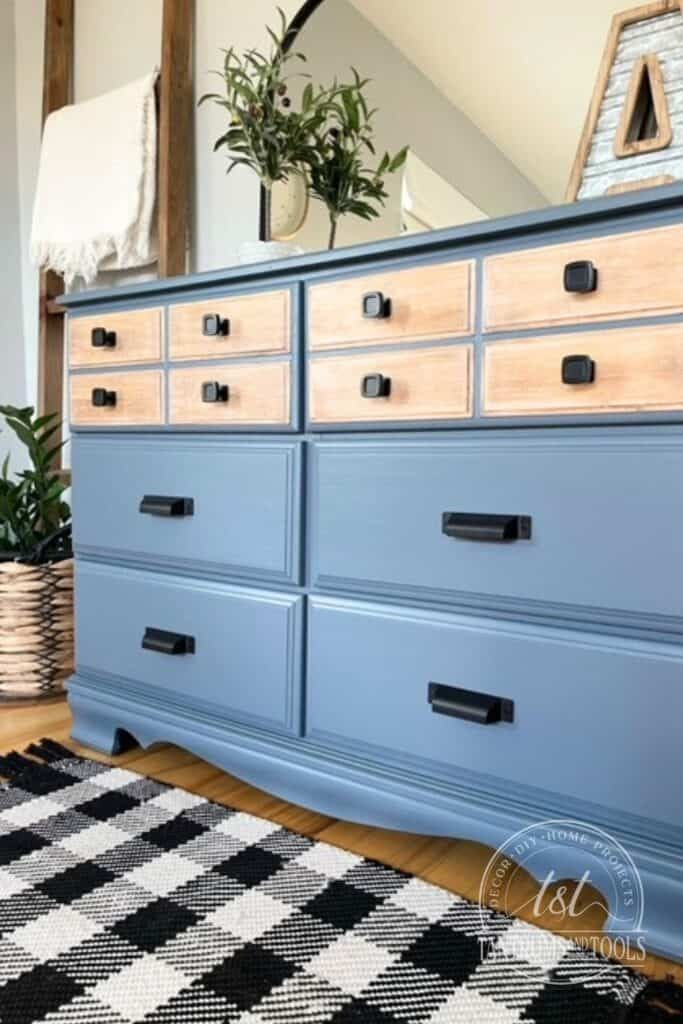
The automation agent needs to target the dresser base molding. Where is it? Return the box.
[68,675,683,964]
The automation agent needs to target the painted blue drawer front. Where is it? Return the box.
[72,434,302,584]
[307,596,683,828]
[75,561,303,734]
[311,431,683,625]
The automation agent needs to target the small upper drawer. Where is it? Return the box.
[484,223,683,332]
[69,308,163,368]
[70,370,164,427]
[308,597,683,826]
[169,360,291,427]
[169,288,290,361]
[483,323,683,417]
[308,260,474,350]
[309,345,472,425]
[72,435,301,585]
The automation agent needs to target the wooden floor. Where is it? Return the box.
[1,697,680,986]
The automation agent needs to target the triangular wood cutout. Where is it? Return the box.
[614,53,672,157]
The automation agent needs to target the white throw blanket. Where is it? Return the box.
[30,71,159,287]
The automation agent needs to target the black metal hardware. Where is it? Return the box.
[563,260,597,294]
[91,327,117,348]
[428,682,514,725]
[361,373,391,399]
[202,313,230,337]
[142,627,196,656]
[362,291,391,319]
[91,388,117,408]
[139,495,194,518]
[561,354,595,385]
[442,512,531,542]
[201,381,229,403]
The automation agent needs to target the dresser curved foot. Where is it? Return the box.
[69,679,140,756]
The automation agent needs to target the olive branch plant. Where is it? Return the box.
[200,11,408,249]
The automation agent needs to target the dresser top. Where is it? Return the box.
[60,181,683,311]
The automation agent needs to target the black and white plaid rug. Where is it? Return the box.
[0,740,678,1024]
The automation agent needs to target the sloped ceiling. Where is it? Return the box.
[347,0,631,203]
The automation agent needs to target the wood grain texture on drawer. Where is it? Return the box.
[308,260,474,350]
[310,345,472,424]
[70,371,164,426]
[69,308,163,367]
[484,223,683,331]
[483,323,683,416]
[169,360,290,425]
[169,289,290,360]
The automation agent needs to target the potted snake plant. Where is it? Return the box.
[0,405,73,701]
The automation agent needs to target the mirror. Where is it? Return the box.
[264,0,680,252]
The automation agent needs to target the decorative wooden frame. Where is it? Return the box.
[613,53,672,157]
[566,0,683,201]
[38,0,194,467]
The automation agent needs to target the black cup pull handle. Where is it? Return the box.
[442,512,531,542]
[91,327,117,348]
[362,291,391,319]
[563,260,597,293]
[91,388,117,408]
[142,627,195,655]
[202,313,230,337]
[139,495,194,517]
[428,682,514,725]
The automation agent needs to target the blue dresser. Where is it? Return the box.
[62,187,683,962]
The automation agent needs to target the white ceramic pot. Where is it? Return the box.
[238,240,304,265]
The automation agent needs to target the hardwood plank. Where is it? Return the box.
[169,361,290,426]
[169,290,290,361]
[70,370,164,426]
[69,308,164,368]
[158,0,194,278]
[0,698,680,985]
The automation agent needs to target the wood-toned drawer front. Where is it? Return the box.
[308,260,474,350]
[69,308,163,367]
[169,361,291,426]
[76,563,302,734]
[484,223,683,331]
[311,434,683,622]
[308,597,683,826]
[70,371,164,426]
[483,324,683,417]
[310,345,472,425]
[72,436,301,584]
[169,288,290,360]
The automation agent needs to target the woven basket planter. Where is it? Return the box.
[0,558,74,701]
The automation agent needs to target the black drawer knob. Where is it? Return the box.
[362,291,391,319]
[442,512,531,543]
[91,387,117,408]
[91,327,117,348]
[561,354,595,385]
[202,313,230,337]
[142,627,195,655]
[563,260,597,293]
[428,682,514,725]
[139,495,194,517]
[361,373,391,399]
[201,381,229,403]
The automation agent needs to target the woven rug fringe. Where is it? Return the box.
[629,981,683,1021]
[0,737,83,781]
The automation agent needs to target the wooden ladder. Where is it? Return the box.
[38,0,194,468]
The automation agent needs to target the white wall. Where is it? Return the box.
[0,0,29,467]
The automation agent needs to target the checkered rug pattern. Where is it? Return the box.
[0,740,668,1023]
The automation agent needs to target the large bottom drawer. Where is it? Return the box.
[307,597,683,828]
[76,563,303,734]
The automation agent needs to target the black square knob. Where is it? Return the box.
[361,373,391,398]
[562,354,595,385]
[563,260,597,294]
[202,313,230,337]
[91,327,117,348]
[201,381,229,403]
[91,387,117,407]
[362,291,391,319]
